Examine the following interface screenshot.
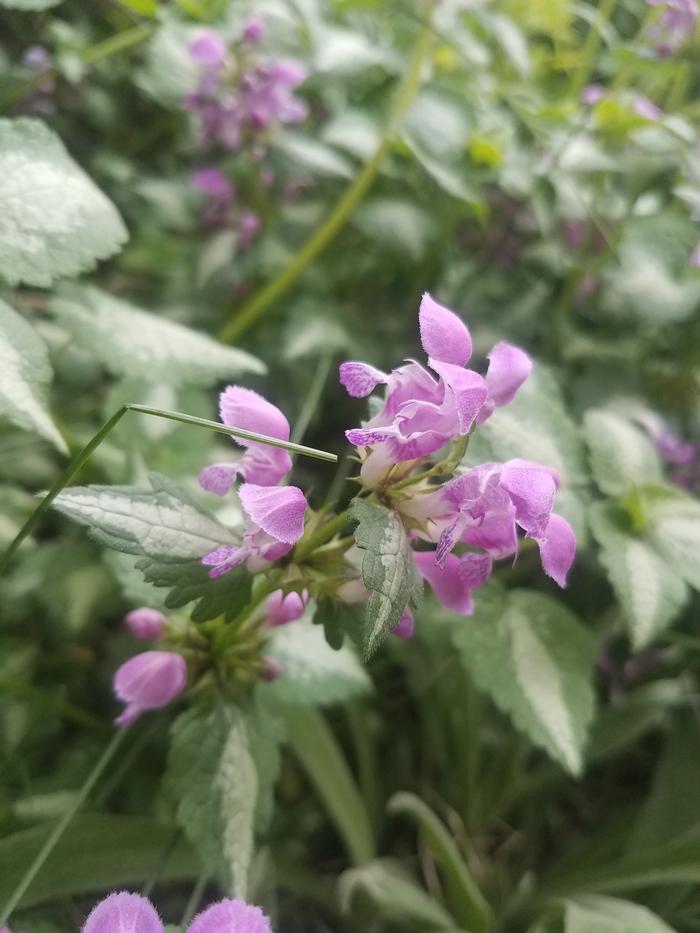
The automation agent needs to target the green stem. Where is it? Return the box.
[0,729,128,926]
[180,870,209,928]
[291,353,333,447]
[0,24,153,111]
[0,404,336,578]
[572,0,618,95]
[218,14,435,343]
[294,509,350,563]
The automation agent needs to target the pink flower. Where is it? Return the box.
[113,652,187,726]
[199,386,292,493]
[392,606,415,639]
[191,166,234,225]
[242,16,266,43]
[264,589,309,626]
[189,30,228,68]
[201,484,308,578]
[647,0,698,53]
[80,892,272,933]
[124,607,166,640]
[633,94,662,120]
[238,211,261,249]
[691,241,700,268]
[340,294,530,484]
[408,460,575,593]
[581,84,605,105]
[413,550,492,615]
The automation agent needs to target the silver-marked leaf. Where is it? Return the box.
[273,133,353,179]
[0,299,67,453]
[584,410,662,497]
[0,119,127,286]
[590,503,688,649]
[52,474,234,559]
[166,704,257,896]
[351,499,423,660]
[50,287,264,385]
[453,586,596,775]
[0,0,61,6]
[265,615,371,706]
[646,491,700,591]
[564,895,676,933]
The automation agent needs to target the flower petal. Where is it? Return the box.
[538,512,576,587]
[485,342,532,408]
[187,898,272,933]
[499,463,557,539]
[458,552,493,590]
[339,361,388,398]
[419,293,472,366]
[414,550,475,614]
[392,606,415,639]
[83,892,163,933]
[113,652,187,727]
[428,360,488,433]
[198,463,240,496]
[239,484,307,544]
[219,386,290,445]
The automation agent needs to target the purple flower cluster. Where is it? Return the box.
[81,890,271,932]
[184,23,308,152]
[340,295,576,623]
[647,0,698,55]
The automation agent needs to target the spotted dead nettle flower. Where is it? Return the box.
[81,891,272,933]
[341,294,576,620]
[113,651,187,726]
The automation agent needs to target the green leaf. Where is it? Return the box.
[646,491,700,591]
[284,706,375,865]
[589,503,688,649]
[322,111,381,161]
[564,895,676,932]
[350,499,423,659]
[452,586,596,775]
[339,859,457,930]
[265,615,371,706]
[52,473,234,560]
[139,558,252,624]
[389,792,492,933]
[0,119,127,286]
[627,711,700,853]
[166,703,257,896]
[354,199,436,262]
[50,286,264,385]
[0,0,61,10]
[0,815,197,909]
[138,20,201,106]
[584,410,662,497]
[273,133,354,179]
[0,299,67,454]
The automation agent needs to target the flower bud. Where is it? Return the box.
[124,608,166,640]
[242,16,266,43]
[113,652,187,727]
[260,656,283,682]
[264,589,308,627]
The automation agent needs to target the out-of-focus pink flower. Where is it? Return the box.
[647,0,698,53]
[581,84,605,105]
[238,211,261,249]
[634,94,662,120]
[392,606,415,639]
[189,30,228,68]
[265,589,309,626]
[243,16,266,43]
[125,607,166,640]
[260,656,284,681]
[191,166,234,225]
[113,652,187,727]
[690,241,700,268]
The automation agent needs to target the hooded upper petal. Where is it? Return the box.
[239,483,307,544]
[537,512,576,587]
[419,293,472,366]
[484,342,532,408]
[220,386,290,445]
[187,898,272,933]
[499,462,557,539]
[82,892,163,933]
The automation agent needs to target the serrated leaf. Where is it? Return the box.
[584,410,662,497]
[0,119,127,286]
[589,503,688,648]
[354,198,435,261]
[167,704,257,895]
[564,895,676,933]
[137,557,252,623]
[453,586,596,774]
[265,615,371,705]
[646,491,700,591]
[50,286,263,385]
[52,473,234,559]
[0,298,67,453]
[351,499,423,659]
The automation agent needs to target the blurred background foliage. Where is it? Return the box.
[1,0,700,930]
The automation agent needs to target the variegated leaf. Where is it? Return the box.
[350,499,423,659]
[453,586,596,774]
[646,490,700,592]
[584,410,662,497]
[590,503,688,649]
